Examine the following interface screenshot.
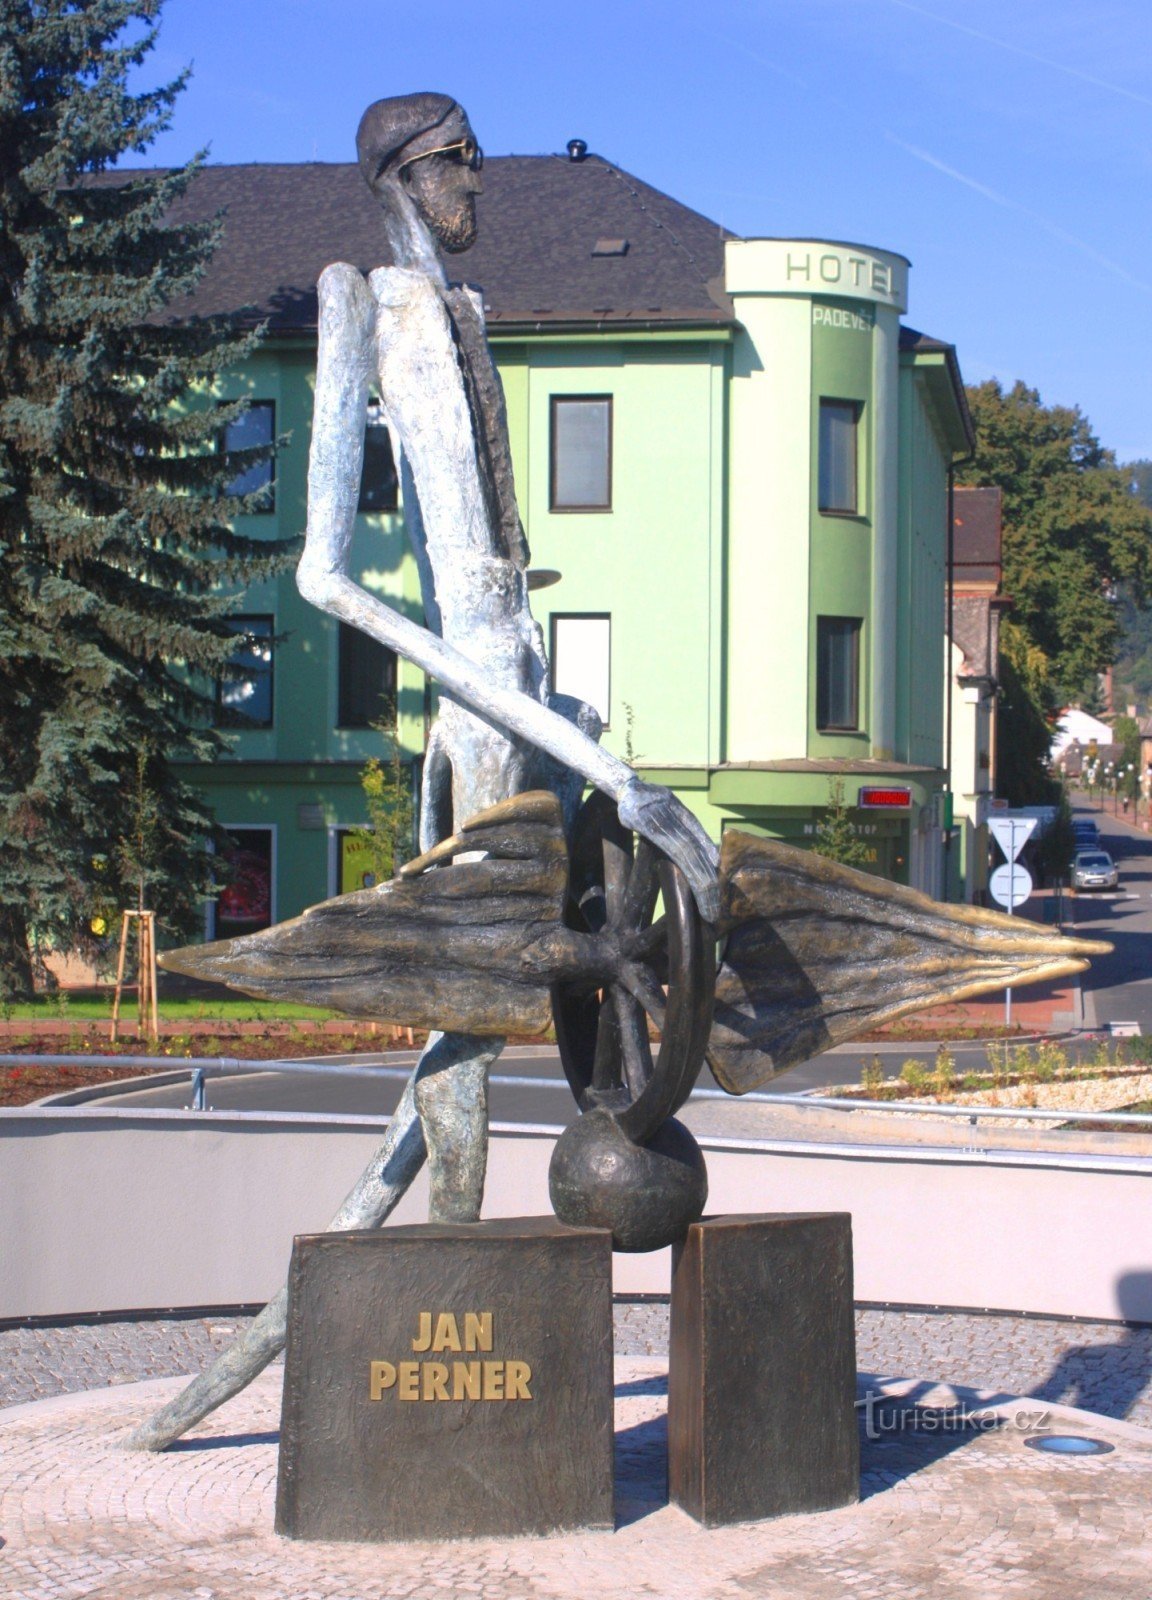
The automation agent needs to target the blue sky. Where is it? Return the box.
[129,0,1152,462]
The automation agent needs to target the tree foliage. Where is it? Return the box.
[0,0,295,995]
[959,381,1152,701]
[993,622,1061,808]
[810,777,874,870]
[349,709,416,888]
[958,380,1152,804]
[1113,465,1152,707]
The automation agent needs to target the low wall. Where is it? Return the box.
[3,1107,1151,1323]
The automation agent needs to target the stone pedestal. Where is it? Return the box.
[668,1213,859,1525]
[275,1217,614,1542]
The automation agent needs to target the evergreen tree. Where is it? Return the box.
[810,777,873,870]
[0,1,295,996]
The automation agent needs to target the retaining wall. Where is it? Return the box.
[2,1107,1150,1323]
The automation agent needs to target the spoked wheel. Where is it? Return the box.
[551,791,715,1146]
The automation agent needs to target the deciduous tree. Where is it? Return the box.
[959,380,1152,802]
[960,381,1152,700]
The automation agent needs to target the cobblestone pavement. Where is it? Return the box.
[4,1303,1151,1429]
[1,1364,1150,1600]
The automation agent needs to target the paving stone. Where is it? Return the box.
[4,1303,1150,1430]
[2,1362,1150,1600]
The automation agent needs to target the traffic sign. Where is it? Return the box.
[988,816,1037,862]
[989,862,1033,909]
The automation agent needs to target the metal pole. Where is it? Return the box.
[1005,818,1016,1029]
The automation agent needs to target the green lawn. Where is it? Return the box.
[3,994,341,1023]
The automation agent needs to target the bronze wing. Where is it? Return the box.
[706,829,1110,1094]
[159,792,568,1035]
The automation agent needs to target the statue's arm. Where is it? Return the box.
[298,264,720,921]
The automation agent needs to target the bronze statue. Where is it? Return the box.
[127,94,1106,1453]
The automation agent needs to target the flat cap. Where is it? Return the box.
[356,92,467,187]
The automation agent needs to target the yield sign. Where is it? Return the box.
[988,816,1037,862]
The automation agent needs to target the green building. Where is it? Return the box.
[168,151,973,937]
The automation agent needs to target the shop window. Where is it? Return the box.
[816,616,861,731]
[359,401,399,512]
[550,396,612,510]
[224,400,275,508]
[337,622,397,729]
[211,827,274,938]
[818,399,860,515]
[551,613,611,727]
[216,615,274,728]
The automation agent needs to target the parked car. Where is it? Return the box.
[1071,849,1118,891]
[1072,820,1100,849]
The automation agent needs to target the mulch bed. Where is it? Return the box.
[0,1021,564,1108]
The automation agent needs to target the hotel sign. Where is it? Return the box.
[726,239,909,313]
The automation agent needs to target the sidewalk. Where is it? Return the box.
[881,972,1086,1036]
[2,1361,1149,1600]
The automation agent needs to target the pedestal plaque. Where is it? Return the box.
[668,1213,859,1525]
[275,1217,614,1542]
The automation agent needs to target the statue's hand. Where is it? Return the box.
[617,778,721,923]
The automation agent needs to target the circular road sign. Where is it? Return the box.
[989,862,1033,910]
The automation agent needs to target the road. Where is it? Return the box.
[1060,801,1152,1036]
[74,801,1152,1123]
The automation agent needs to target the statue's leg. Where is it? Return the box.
[124,1069,427,1452]
[414,1031,504,1221]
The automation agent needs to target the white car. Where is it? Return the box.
[1072,850,1119,891]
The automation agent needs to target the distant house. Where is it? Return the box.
[150,148,973,932]
[1051,709,1114,767]
[948,487,1009,902]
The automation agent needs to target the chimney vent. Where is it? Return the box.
[567,138,588,162]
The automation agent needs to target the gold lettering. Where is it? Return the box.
[432,1313,461,1352]
[464,1312,493,1352]
[422,1362,450,1400]
[504,1360,532,1400]
[412,1312,433,1351]
[398,1361,420,1400]
[453,1360,482,1400]
[482,1360,505,1400]
[369,1361,396,1400]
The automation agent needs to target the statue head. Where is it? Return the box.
[357,92,483,254]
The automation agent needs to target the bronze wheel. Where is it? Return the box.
[551,791,715,1145]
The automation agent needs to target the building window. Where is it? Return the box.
[359,400,399,512]
[224,400,275,509]
[338,622,397,729]
[550,396,612,511]
[818,399,860,515]
[216,616,274,728]
[211,827,274,938]
[551,613,611,727]
[816,616,861,731]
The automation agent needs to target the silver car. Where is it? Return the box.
[1072,849,1119,891]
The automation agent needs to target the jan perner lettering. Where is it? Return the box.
[368,1310,534,1403]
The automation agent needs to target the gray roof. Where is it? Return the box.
[142,154,734,334]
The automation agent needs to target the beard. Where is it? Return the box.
[431,196,478,253]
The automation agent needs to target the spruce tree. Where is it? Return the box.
[0,1,295,996]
